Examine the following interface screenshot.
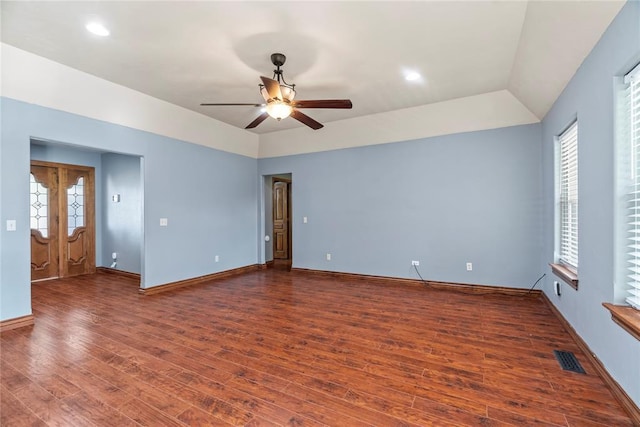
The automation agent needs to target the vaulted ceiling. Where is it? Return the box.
[0,1,626,134]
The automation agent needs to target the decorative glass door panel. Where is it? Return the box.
[30,173,49,237]
[30,165,59,281]
[67,177,84,236]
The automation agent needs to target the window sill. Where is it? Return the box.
[602,303,640,341]
[550,263,578,290]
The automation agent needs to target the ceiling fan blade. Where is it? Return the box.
[291,110,323,130]
[201,103,264,107]
[291,100,353,109]
[260,76,283,101]
[245,112,270,129]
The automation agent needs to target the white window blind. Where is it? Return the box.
[625,64,640,309]
[558,121,578,269]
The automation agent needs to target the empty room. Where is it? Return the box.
[1,1,639,425]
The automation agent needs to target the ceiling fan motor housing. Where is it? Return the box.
[270,53,286,67]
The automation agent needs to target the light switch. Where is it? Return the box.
[6,220,16,231]
[303,216,308,223]
[160,218,168,226]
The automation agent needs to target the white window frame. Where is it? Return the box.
[555,121,579,271]
[616,63,640,310]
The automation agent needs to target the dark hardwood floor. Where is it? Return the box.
[1,269,634,426]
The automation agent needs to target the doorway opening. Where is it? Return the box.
[264,174,292,270]
[30,140,144,287]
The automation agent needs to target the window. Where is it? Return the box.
[551,121,579,289]
[620,63,640,310]
[557,121,579,269]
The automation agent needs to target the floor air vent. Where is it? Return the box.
[553,350,586,374]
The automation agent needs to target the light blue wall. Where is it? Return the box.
[0,97,258,321]
[260,124,543,288]
[541,0,640,405]
[30,143,105,267]
[101,153,142,274]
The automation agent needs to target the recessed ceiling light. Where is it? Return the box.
[405,71,421,82]
[86,22,110,37]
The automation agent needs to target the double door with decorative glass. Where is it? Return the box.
[30,161,95,281]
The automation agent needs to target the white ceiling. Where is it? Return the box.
[0,1,626,134]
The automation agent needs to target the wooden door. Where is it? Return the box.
[30,165,60,281]
[273,179,291,259]
[30,161,96,281]
[60,166,96,277]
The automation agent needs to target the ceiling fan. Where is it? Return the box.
[201,53,353,130]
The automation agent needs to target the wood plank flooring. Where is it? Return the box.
[1,269,634,426]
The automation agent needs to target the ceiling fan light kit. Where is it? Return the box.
[265,102,293,121]
[201,53,352,130]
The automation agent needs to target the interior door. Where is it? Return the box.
[30,161,96,281]
[272,179,290,259]
[60,166,96,277]
[30,165,60,281]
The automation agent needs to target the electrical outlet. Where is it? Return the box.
[160,218,168,226]
[466,262,473,271]
[411,260,420,266]
[215,255,219,262]
[112,252,117,260]
[326,253,331,261]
